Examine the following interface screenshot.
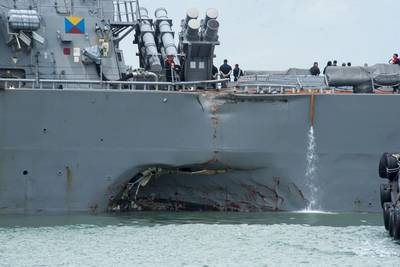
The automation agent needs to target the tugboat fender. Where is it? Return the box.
[379,153,399,181]
[389,207,395,237]
[383,202,392,231]
[393,207,400,240]
[380,184,392,208]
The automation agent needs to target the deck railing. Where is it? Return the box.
[0,78,229,91]
[0,78,393,94]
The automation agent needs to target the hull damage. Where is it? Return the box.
[0,89,398,214]
[108,168,308,212]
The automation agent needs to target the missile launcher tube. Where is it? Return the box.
[203,19,219,42]
[154,8,180,66]
[138,8,162,72]
[185,19,201,41]
[203,8,218,28]
[185,8,200,24]
[179,8,221,82]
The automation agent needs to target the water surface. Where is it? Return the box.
[0,212,398,267]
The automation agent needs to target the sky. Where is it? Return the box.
[123,0,399,71]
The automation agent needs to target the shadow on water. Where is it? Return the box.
[0,211,383,228]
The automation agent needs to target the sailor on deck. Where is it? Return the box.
[212,65,219,88]
[165,54,178,82]
[233,64,244,82]
[390,54,400,93]
[219,59,232,88]
[309,62,320,76]
[323,61,332,75]
[390,53,400,65]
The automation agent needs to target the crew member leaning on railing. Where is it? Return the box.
[165,54,181,83]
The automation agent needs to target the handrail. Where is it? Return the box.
[0,78,36,89]
[174,79,228,85]
[39,78,229,86]
[40,79,172,86]
[238,83,303,89]
[0,78,36,83]
[0,77,395,95]
[0,77,229,91]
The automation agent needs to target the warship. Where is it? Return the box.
[1,0,400,214]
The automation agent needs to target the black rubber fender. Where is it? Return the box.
[379,153,399,181]
[394,207,400,240]
[380,184,392,208]
[379,153,389,178]
[383,202,392,231]
[389,207,395,237]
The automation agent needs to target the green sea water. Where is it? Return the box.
[0,212,398,267]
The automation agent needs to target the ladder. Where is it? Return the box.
[111,0,140,38]
[112,0,139,25]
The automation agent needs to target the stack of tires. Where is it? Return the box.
[379,153,400,240]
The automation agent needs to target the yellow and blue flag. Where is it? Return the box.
[65,16,85,34]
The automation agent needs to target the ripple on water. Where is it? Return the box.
[0,223,399,267]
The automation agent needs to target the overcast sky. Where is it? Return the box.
[124,0,399,70]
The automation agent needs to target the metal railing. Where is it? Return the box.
[237,74,357,94]
[0,78,36,90]
[1,78,393,95]
[237,83,327,94]
[239,74,327,89]
[0,78,229,91]
[236,82,360,95]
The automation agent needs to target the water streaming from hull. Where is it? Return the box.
[305,126,321,211]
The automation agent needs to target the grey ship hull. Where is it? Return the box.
[0,89,396,214]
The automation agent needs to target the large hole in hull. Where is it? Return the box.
[108,166,309,212]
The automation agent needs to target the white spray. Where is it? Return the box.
[305,126,320,211]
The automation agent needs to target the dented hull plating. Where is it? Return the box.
[0,89,398,214]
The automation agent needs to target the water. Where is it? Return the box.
[0,212,398,267]
[305,126,321,211]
